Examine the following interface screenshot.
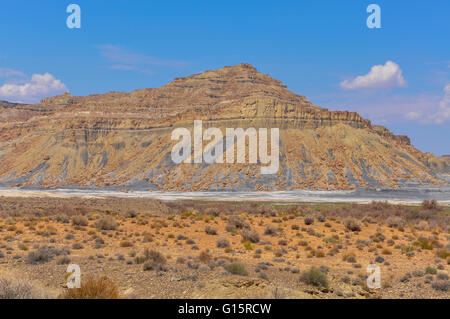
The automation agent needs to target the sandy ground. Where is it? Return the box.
[0,196,448,299]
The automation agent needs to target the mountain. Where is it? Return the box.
[0,63,448,191]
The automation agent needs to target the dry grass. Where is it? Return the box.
[224,262,248,276]
[61,276,119,299]
[95,216,118,230]
[0,276,48,299]
[72,215,88,226]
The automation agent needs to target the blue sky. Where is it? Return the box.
[0,0,449,155]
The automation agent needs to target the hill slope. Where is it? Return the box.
[0,63,448,191]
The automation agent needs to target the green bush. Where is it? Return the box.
[425,266,437,275]
[224,262,248,276]
[299,267,328,288]
[436,249,450,259]
[415,239,433,250]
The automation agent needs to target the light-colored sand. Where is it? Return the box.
[0,188,448,206]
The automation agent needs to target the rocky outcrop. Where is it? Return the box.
[0,64,447,191]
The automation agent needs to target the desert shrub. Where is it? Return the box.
[142,262,155,271]
[298,240,308,247]
[313,250,325,258]
[344,218,361,232]
[299,267,328,288]
[119,241,133,248]
[26,246,70,264]
[224,262,248,276]
[242,240,253,250]
[344,254,356,263]
[61,276,119,299]
[241,229,260,243]
[57,256,71,265]
[362,216,374,223]
[264,225,279,236]
[421,199,438,210]
[144,259,167,271]
[401,246,414,255]
[56,215,70,224]
[437,273,449,280]
[125,210,138,218]
[205,226,217,235]
[316,214,326,222]
[375,256,385,263]
[415,238,433,250]
[71,243,84,250]
[146,249,166,264]
[412,269,424,277]
[0,276,47,299]
[415,220,429,230]
[135,248,166,271]
[198,250,212,263]
[216,238,230,248]
[304,216,314,225]
[278,239,288,246]
[95,216,118,230]
[431,281,449,292]
[381,248,392,255]
[436,249,450,259]
[386,216,405,228]
[151,220,168,229]
[226,215,249,232]
[72,215,88,227]
[372,232,385,243]
[425,266,437,275]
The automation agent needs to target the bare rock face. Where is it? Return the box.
[0,64,447,191]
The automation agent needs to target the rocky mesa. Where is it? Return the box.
[0,63,448,191]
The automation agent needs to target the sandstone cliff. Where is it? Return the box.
[0,63,447,191]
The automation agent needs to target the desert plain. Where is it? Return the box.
[0,194,448,299]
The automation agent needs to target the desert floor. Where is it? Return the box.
[0,196,448,299]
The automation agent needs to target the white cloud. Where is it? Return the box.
[0,68,26,79]
[398,84,450,124]
[0,72,68,103]
[97,44,187,74]
[405,111,421,120]
[340,61,406,90]
[430,84,450,124]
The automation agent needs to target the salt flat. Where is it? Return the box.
[0,187,448,206]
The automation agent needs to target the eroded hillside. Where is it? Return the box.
[0,63,448,190]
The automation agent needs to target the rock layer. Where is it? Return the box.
[0,63,448,191]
